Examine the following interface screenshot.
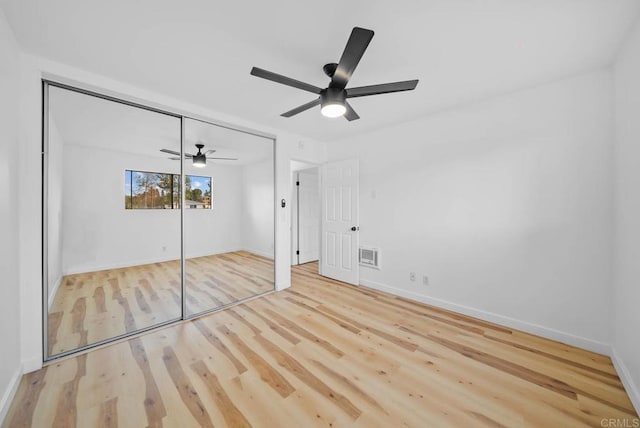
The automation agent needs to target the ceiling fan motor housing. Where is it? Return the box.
[321,87,346,108]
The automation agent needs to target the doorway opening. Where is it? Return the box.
[290,158,360,287]
[291,161,320,267]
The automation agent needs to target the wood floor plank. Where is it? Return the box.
[161,346,214,428]
[97,397,118,428]
[193,319,248,376]
[5,261,637,428]
[309,359,386,414]
[238,305,301,345]
[253,333,362,420]
[128,337,167,427]
[3,367,48,427]
[216,325,295,398]
[260,306,344,358]
[93,286,107,314]
[52,354,87,428]
[47,251,275,356]
[190,360,251,428]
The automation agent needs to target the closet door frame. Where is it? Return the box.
[41,79,276,363]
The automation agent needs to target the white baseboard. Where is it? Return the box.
[359,278,612,356]
[243,248,275,260]
[611,348,640,414]
[276,283,291,291]
[47,275,62,310]
[0,365,22,426]
[63,248,245,275]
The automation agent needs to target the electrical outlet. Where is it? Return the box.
[409,272,416,282]
[423,275,429,285]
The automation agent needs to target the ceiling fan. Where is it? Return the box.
[250,26,419,121]
[160,143,238,168]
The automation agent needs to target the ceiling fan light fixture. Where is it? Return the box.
[320,88,347,118]
[321,103,346,118]
[193,154,206,168]
[193,143,207,167]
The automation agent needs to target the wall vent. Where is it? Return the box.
[359,246,380,269]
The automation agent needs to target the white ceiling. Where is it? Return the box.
[49,85,273,165]
[4,0,639,141]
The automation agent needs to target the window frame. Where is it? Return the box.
[124,169,212,210]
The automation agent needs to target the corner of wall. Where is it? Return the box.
[0,364,22,426]
[612,348,640,414]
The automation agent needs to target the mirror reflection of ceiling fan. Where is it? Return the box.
[160,143,238,168]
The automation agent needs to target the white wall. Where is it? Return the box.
[17,54,327,372]
[184,162,245,260]
[328,70,614,352]
[612,17,640,412]
[242,158,275,259]
[0,9,23,423]
[58,143,246,274]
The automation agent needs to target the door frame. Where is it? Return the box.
[290,160,320,266]
[291,164,321,266]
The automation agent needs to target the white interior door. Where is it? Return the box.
[298,169,320,264]
[320,159,359,285]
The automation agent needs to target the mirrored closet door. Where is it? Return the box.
[183,118,275,317]
[44,83,275,361]
[45,84,183,358]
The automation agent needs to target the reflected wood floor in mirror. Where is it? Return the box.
[48,251,274,356]
[7,262,637,427]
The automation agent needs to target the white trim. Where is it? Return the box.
[62,248,245,276]
[47,275,62,310]
[359,278,612,356]
[611,348,640,414]
[0,365,22,425]
[243,248,275,260]
[275,280,291,291]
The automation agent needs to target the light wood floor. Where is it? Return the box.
[7,262,637,427]
[48,251,274,356]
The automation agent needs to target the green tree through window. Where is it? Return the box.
[125,170,211,209]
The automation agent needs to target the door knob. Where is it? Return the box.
[351,226,359,231]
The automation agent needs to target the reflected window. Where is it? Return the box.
[125,170,211,209]
[186,175,212,209]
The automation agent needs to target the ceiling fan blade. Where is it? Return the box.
[160,148,181,156]
[169,157,181,160]
[250,67,323,94]
[206,157,238,160]
[169,156,194,160]
[281,98,321,117]
[344,102,360,121]
[204,149,216,155]
[346,80,419,98]
[332,27,374,89]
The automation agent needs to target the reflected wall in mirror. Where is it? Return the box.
[46,85,182,358]
[181,118,275,316]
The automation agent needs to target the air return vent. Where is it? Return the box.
[359,246,380,269]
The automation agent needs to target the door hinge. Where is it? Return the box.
[296,250,300,255]
[296,181,300,186]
